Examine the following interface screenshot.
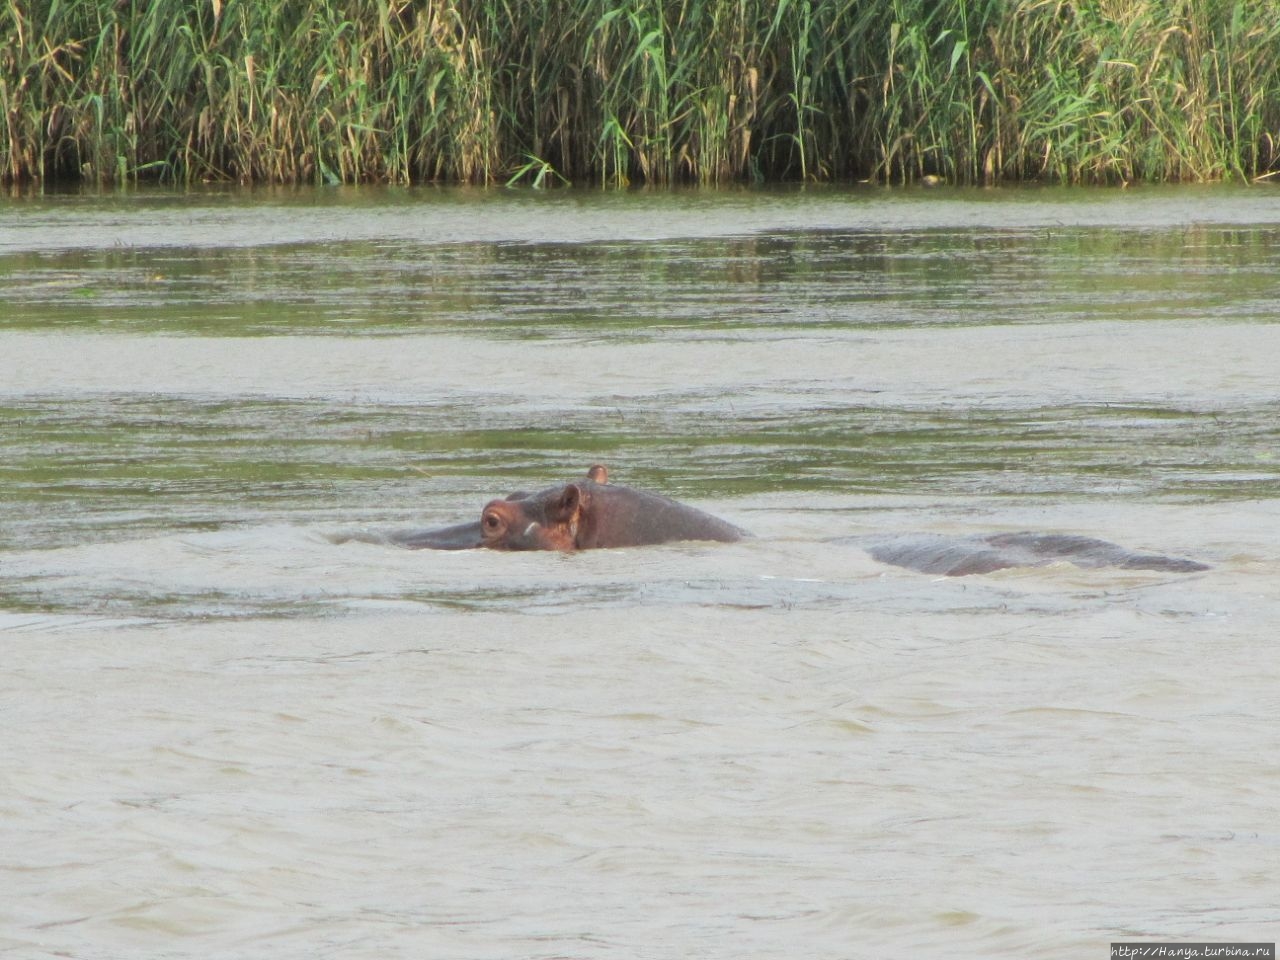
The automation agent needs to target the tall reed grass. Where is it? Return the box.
[3,0,1278,185]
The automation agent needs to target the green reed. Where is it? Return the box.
[2,0,1278,186]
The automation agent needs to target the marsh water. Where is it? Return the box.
[3,184,1279,959]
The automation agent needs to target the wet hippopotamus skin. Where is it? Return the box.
[398,465,747,551]
[395,464,1207,572]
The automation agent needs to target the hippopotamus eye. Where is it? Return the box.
[482,513,502,531]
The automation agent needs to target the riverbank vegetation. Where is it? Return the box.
[3,0,1279,186]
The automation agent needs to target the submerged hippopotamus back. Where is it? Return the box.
[850,531,1209,576]
[480,465,747,550]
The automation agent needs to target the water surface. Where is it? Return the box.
[2,184,1278,959]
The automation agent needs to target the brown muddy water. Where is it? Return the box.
[2,184,1279,959]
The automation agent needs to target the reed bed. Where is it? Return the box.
[3,0,1279,185]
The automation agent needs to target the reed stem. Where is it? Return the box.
[3,0,1277,185]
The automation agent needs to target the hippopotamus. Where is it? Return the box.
[395,465,747,551]
[843,532,1210,576]
[391,465,1207,573]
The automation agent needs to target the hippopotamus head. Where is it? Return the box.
[480,481,595,551]
[482,465,629,551]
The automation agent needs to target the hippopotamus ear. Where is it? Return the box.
[586,464,608,484]
[549,483,587,522]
